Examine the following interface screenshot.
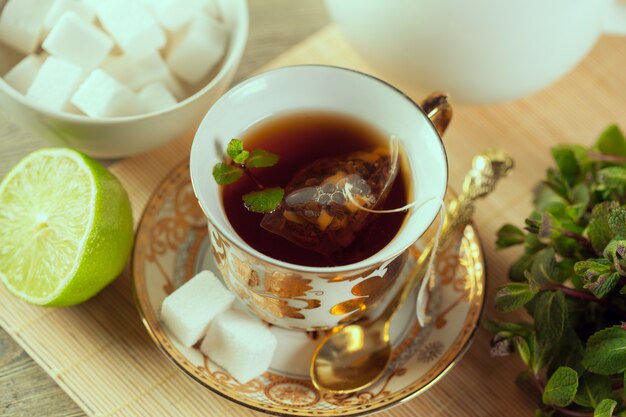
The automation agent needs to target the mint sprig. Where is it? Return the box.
[212,139,283,213]
[488,125,626,417]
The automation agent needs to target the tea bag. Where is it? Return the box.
[261,137,400,256]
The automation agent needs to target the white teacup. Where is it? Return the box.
[326,0,626,104]
[190,66,448,330]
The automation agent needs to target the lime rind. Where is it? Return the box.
[0,148,133,306]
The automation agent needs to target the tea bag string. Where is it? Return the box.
[343,182,446,326]
[344,135,445,325]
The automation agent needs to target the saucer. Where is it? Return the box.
[133,160,486,416]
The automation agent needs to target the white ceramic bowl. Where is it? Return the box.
[0,0,248,159]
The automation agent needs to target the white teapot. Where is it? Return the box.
[326,0,626,104]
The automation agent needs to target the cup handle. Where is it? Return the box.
[420,92,452,136]
[604,0,626,35]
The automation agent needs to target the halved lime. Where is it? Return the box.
[0,148,134,306]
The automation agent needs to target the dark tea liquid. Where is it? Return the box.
[222,111,409,267]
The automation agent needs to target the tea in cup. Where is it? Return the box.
[190,65,448,330]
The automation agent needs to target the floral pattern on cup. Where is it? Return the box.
[207,222,408,329]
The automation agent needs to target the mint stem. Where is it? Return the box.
[559,229,598,256]
[243,167,264,191]
[227,160,263,190]
[543,284,626,320]
[588,151,626,164]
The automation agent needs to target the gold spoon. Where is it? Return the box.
[310,149,514,395]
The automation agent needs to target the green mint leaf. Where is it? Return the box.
[603,240,626,275]
[594,124,626,157]
[530,247,558,284]
[212,163,243,185]
[534,291,566,348]
[552,145,580,186]
[242,187,284,213]
[246,149,280,168]
[496,224,525,249]
[530,330,553,373]
[233,150,249,164]
[545,168,571,201]
[494,283,537,312]
[583,326,626,375]
[574,373,613,408]
[227,139,245,160]
[594,398,617,417]
[512,336,532,368]
[534,183,566,212]
[550,328,585,375]
[621,285,626,295]
[542,366,578,407]
[574,259,611,276]
[599,166,626,195]
[534,409,554,417]
[584,271,620,299]
[572,183,591,208]
[608,207,626,237]
[556,258,576,285]
[588,202,620,254]
[483,320,531,335]
[510,252,537,282]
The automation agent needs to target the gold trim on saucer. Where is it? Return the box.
[132,160,486,417]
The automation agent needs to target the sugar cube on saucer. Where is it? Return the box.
[0,0,54,54]
[166,13,226,84]
[161,270,235,347]
[43,11,113,70]
[139,82,177,113]
[71,69,143,117]
[200,308,278,384]
[26,56,84,111]
[96,0,166,58]
[4,55,43,94]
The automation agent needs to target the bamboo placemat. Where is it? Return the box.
[2,26,626,416]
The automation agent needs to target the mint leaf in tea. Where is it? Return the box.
[217,111,409,267]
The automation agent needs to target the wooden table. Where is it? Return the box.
[0,1,330,415]
[4,2,626,416]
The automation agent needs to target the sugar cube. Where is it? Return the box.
[200,309,277,384]
[102,52,178,92]
[139,82,177,113]
[96,0,166,58]
[43,0,95,32]
[3,55,43,94]
[26,56,84,111]
[149,0,203,32]
[166,13,226,84]
[201,0,221,19]
[71,69,144,117]
[164,73,186,100]
[0,0,54,54]
[132,52,171,89]
[43,12,113,70]
[160,270,235,347]
[100,55,142,90]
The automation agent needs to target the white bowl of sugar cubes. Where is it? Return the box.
[0,0,248,158]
